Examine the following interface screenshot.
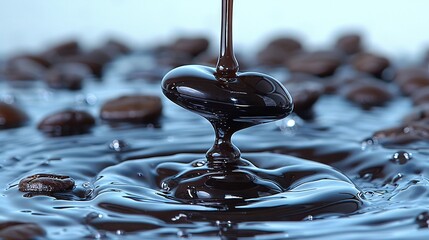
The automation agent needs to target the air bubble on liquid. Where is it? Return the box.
[82,182,91,188]
[85,212,103,223]
[416,211,429,228]
[109,139,128,152]
[303,215,314,221]
[76,94,98,106]
[277,116,301,133]
[171,213,188,222]
[177,230,191,238]
[390,173,404,185]
[115,230,125,236]
[361,173,373,180]
[192,160,206,167]
[391,150,412,165]
[361,137,378,150]
[161,181,170,192]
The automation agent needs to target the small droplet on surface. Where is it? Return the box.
[391,150,412,165]
[109,139,128,152]
[416,211,429,228]
[390,173,404,185]
[361,137,378,150]
[192,160,206,167]
[85,212,103,223]
[171,213,188,222]
[75,94,98,106]
[177,230,191,238]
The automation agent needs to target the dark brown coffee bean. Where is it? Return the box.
[340,79,392,109]
[286,51,343,77]
[104,38,131,55]
[19,173,75,192]
[0,102,28,129]
[42,40,81,62]
[372,121,429,144]
[411,86,429,105]
[7,54,51,68]
[57,54,104,78]
[100,95,162,124]
[3,58,46,81]
[283,80,324,118]
[257,37,302,66]
[38,110,96,137]
[402,104,429,124]
[335,34,362,55]
[351,52,390,77]
[156,51,194,68]
[0,222,45,240]
[394,68,429,96]
[44,63,91,90]
[169,37,210,57]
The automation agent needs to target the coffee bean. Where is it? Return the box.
[335,34,362,55]
[0,102,28,129]
[38,110,96,137]
[283,79,324,118]
[100,95,162,124]
[155,51,194,68]
[169,37,210,57]
[411,86,429,105]
[3,58,46,81]
[402,104,429,124]
[44,63,91,90]
[340,80,393,109]
[42,40,81,63]
[351,52,390,77]
[104,38,131,55]
[286,51,343,77]
[394,67,429,96]
[19,173,75,192]
[372,121,429,144]
[7,54,51,68]
[0,222,45,240]
[257,37,302,66]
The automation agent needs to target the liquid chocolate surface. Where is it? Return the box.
[1,1,429,239]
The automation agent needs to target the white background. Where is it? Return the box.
[0,0,428,59]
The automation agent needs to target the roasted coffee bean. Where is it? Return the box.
[3,58,46,81]
[372,121,429,144]
[0,222,45,240]
[44,63,91,90]
[168,37,210,57]
[100,95,162,124]
[335,33,362,55]
[257,37,302,66]
[394,68,429,96]
[411,86,429,105]
[283,80,323,118]
[340,80,393,109]
[104,38,131,55]
[286,51,343,77]
[19,173,75,192]
[155,51,194,68]
[42,40,81,62]
[351,52,390,77]
[7,54,51,68]
[38,110,96,137]
[0,102,28,129]
[402,104,429,124]
[57,54,104,78]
